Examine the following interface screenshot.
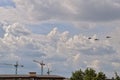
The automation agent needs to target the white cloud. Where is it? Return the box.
[0,22,118,77]
[112,62,120,68]
[4,23,31,37]
[0,0,120,29]
[87,60,100,70]
[0,0,120,76]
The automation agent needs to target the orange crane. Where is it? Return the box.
[0,61,23,74]
[33,60,45,75]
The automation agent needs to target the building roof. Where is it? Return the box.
[0,74,65,79]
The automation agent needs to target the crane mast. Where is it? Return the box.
[0,61,23,75]
[33,60,45,75]
[47,68,52,75]
[14,61,24,74]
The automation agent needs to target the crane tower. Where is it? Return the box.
[0,61,23,74]
[33,60,45,75]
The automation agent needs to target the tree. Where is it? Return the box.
[70,68,106,80]
[70,69,84,80]
[94,72,106,80]
[114,72,120,80]
[83,68,96,80]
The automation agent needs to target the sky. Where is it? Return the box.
[0,0,120,78]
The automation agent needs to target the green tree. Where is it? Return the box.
[70,69,84,80]
[94,72,106,80]
[70,68,106,80]
[114,72,120,80]
[83,68,96,80]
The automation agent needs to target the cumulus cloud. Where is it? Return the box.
[0,0,120,77]
[12,0,120,22]
[0,22,118,77]
[0,0,120,29]
[87,60,100,69]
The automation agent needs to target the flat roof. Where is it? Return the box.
[0,74,65,79]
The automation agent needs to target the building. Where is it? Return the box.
[0,72,65,80]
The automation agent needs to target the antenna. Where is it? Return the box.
[33,60,45,75]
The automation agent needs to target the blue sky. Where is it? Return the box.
[0,0,120,78]
[0,0,15,7]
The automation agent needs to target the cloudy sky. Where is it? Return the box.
[0,0,120,78]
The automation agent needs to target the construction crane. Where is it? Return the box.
[33,60,45,75]
[0,61,23,75]
[47,68,52,75]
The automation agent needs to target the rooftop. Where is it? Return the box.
[0,74,65,79]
